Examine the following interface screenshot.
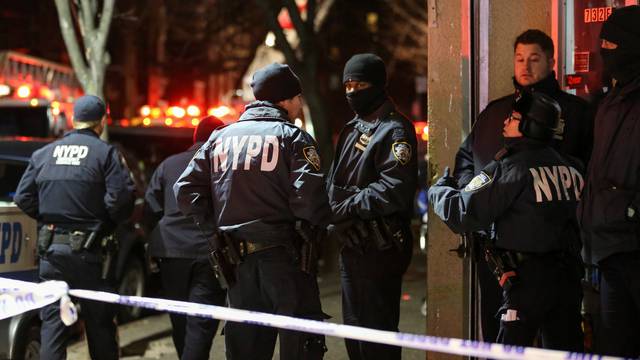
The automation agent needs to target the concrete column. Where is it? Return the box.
[426,1,552,359]
[426,0,471,358]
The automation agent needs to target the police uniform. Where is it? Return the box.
[454,70,594,344]
[14,97,135,360]
[144,116,226,359]
[430,94,585,350]
[327,98,417,360]
[174,99,331,360]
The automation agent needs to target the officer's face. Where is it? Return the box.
[503,111,523,138]
[601,39,618,49]
[344,81,372,94]
[281,94,303,119]
[514,43,555,86]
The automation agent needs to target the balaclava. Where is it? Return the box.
[342,53,388,116]
[600,5,640,86]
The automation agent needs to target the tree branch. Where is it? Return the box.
[283,0,309,47]
[54,0,90,90]
[96,0,115,56]
[314,0,335,32]
[80,0,95,38]
[254,0,298,64]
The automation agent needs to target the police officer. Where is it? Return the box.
[174,63,330,360]
[326,53,417,360]
[144,116,226,359]
[578,5,640,357]
[429,92,584,350]
[14,95,135,360]
[454,29,593,343]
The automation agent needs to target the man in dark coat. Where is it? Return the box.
[454,29,594,343]
[577,6,640,358]
[144,116,226,359]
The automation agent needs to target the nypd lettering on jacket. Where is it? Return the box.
[529,165,584,202]
[212,135,280,172]
[52,145,89,165]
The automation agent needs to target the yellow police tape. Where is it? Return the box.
[0,277,624,360]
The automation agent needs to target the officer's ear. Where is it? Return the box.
[95,115,107,136]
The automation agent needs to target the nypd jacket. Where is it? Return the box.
[578,75,640,264]
[430,138,585,253]
[14,129,135,233]
[144,142,209,258]
[327,100,418,223]
[454,73,593,187]
[174,101,331,240]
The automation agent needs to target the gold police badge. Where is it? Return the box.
[463,172,492,192]
[303,146,321,171]
[392,142,412,165]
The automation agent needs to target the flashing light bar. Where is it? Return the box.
[17,85,31,98]
[0,84,10,97]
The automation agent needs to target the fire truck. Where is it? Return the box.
[0,51,81,138]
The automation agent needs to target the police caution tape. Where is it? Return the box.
[0,277,625,360]
[0,278,67,320]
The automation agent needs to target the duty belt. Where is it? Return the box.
[236,239,281,257]
[52,231,87,245]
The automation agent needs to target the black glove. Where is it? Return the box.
[433,166,458,188]
[327,220,366,254]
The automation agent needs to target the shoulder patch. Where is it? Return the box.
[464,172,492,192]
[392,141,412,165]
[303,146,321,171]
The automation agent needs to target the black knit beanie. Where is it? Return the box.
[250,63,302,103]
[342,53,387,87]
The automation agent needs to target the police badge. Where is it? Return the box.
[392,142,412,165]
[303,146,321,171]
[463,172,492,192]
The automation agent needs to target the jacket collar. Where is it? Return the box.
[188,142,204,151]
[238,101,291,123]
[504,136,549,153]
[614,74,640,99]
[513,71,560,96]
[345,99,396,133]
[65,128,100,138]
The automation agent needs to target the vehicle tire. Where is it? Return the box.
[12,324,40,360]
[117,256,145,323]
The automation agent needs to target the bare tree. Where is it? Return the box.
[54,0,115,100]
[253,0,336,167]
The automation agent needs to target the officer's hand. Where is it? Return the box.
[433,167,458,188]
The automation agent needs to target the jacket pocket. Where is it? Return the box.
[590,187,635,229]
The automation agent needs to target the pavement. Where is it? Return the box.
[68,252,427,360]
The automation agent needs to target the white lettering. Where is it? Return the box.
[260,135,279,172]
[558,166,572,200]
[212,138,228,173]
[530,167,553,202]
[543,166,563,200]
[570,167,584,200]
[52,145,89,166]
[231,136,248,170]
[244,135,262,170]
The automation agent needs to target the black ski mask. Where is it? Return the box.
[343,53,388,117]
[600,5,640,86]
[345,86,387,117]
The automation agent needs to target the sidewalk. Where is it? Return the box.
[68,253,427,359]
